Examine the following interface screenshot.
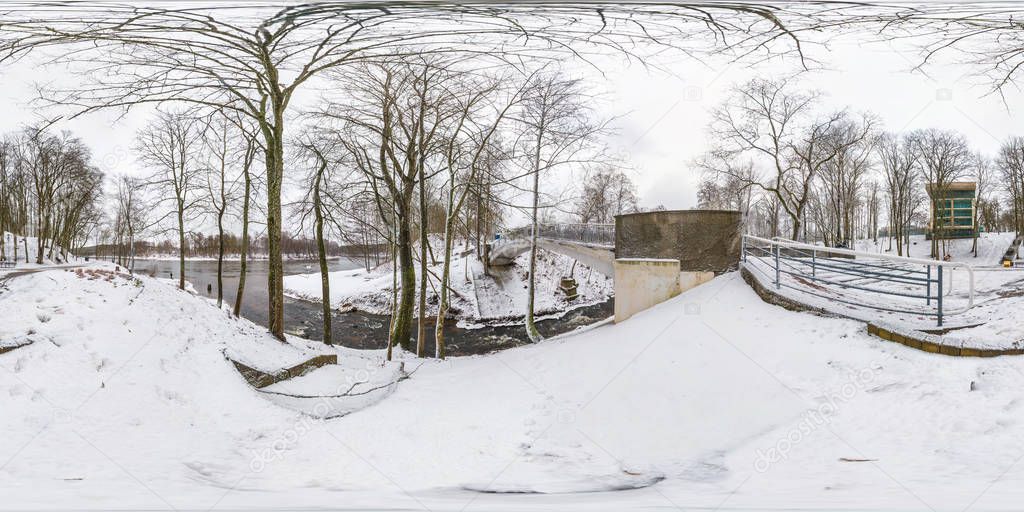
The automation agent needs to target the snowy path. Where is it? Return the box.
[744,243,1024,350]
[5,265,1024,510]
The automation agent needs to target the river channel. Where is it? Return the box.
[133,258,613,356]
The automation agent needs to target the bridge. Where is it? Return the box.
[488,223,616,276]
[486,211,744,322]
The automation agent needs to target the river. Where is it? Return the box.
[132,257,613,356]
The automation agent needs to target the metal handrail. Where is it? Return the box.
[742,235,975,325]
[506,222,616,246]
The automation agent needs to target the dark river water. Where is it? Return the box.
[132,258,613,356]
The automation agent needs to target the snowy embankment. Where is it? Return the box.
[6,265,1024,509]
[750,232,1024,350]
[1,231,84,271]
[283,245,613,324]
[855,232,1017,266]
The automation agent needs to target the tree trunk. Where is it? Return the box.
[177,204,186,290]
[416,167,428,357]
[525,132,543,343]
[392,208,416,352]
[216,210,225,308]
[233,168,251,317]
[387,225,398,361]
[36,216,45,264]
[435,193,457,359]
[314,170,332,346]
[265,115,286,341]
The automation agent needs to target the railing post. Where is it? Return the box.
[811,248,816,277]
[926,266,931,305]
[741,236,747,263]
[937,265,943,327]
[774,242,781,289]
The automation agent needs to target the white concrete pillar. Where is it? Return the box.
[613,258,681,323]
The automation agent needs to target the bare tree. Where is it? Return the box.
[8,126,103,264]
[696,157,755,218]
[972,152,991,256]
[576,167,639,223]
[0,139,12,261]
[234,124,261,318]
[199,111,244,309]
[317,58,457,355]
[433,71,523,359]
[136,110,203,290]
[997,137,1024,236]
[876,6,1024,96]
[877,133,921,255]
[0,2,831,340]
[516,72,604,342]
[814,116,878,247]
[707,79,872,241]
[293,136,342,346]
[909,128,972,259]
[865,180,881,244]
[114,174,146,269]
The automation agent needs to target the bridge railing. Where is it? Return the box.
[741,235,974,326]
[506,223,615,247]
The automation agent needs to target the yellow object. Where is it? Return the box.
[1005,260,1013,268]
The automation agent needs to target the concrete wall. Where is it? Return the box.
[680,271,714,292]
[614,258,681,323]
[615,210,742,273]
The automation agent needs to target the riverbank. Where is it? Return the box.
[283,246,614,325]
[134,255,614,356]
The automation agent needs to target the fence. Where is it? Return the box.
[741,235,974,326]
[506,223,615,247]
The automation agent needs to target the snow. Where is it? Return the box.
[1,232,85,272]
[855,232,1017,266]
[283,246,614,324]
[747,232,1024,350]
[6,262,1024,509]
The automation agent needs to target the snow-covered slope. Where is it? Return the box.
[5,266,1024,510]
[283,246,613,323]
[856,232,1016,266]
[1,231,82,268]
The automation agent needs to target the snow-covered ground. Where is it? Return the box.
[6,262,1024,510]
[283,246,613,324]
[746,232,1024,350]
[1,232,85,272]
[855,232,1017,266]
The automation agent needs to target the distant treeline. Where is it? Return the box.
[83,232,388,262]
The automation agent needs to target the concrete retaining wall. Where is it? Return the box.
[230,354,338,388]
[615,209,742,273]
[680,271,714,292]
[614,258,681,323]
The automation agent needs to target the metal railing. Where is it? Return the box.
[506,223,615,247]
[741,235,974,326]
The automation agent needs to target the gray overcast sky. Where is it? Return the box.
[0,22,1019,215]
